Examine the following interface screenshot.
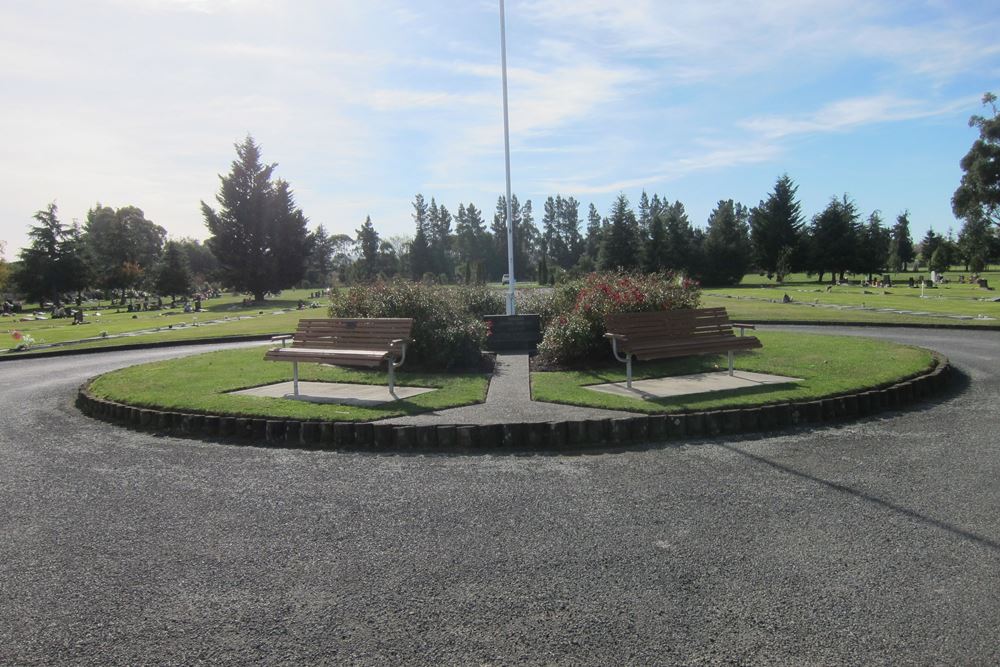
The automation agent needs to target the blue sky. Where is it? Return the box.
[2,0,998,257]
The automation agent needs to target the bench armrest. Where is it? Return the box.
[271,334,293,347]
[389,337,413,346]
[733,323,755,336]
[603,332,627,341]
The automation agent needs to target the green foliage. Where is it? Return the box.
[701,200,752,286]
[750,174,804,280]
[598,194,641,271]
[202,136,310,301]
[83,204,165,298]
[536,271,701,364]
[17,203,88,305]
[953,93,1000,226]
[328,281,489,370]
[155,241,193,298]
[855,211,891,279]
[808,195,860,282]
[889,212,915,271]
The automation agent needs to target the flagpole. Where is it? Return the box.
[499,0,516,315]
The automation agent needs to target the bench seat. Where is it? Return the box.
[604,308,760,388]
[264,318,414,397]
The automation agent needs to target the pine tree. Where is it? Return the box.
[355,216,380,282]
[702,200,752,286]
[598,194,640,270]
[749,174,804,281]
[17,203,88,305]
[808,195,861,283]
[155,240,193,300]
[584,203,603,263]
[855,211,891,281]
[202,136,309,302]
[889,211,916,271]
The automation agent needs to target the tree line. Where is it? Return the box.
[8,93,1000,306]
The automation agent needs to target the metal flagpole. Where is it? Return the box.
[499,0,516,315]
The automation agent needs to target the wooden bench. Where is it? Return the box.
[264,318,414,398]
[604,308,761,388]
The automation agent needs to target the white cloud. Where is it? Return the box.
[740,95,974,139]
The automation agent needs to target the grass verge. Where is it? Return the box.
[86,345,490,421]
[531,331,934,413]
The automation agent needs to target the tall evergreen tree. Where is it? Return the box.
[559,196,582,268]
[202,136,309,302]
[749,174,804,281]
[584,203,603,263]
[855,211,891,281]
[663,201,696,275]
[355,215,380,282]
[155,240,193,301]
[17,203,88,305]
[598,194,640,270]
[410,194,432,279]
[701,200,752,286]
[305,224,337,287]
[889,211,916,271]
[808,195,860,283]
[957,216,993,271]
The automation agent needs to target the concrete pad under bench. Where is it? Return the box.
[229,381,435,406]
[586,370,802,400]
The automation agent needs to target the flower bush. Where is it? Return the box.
[329,281,489,370]
[537,271,701,364]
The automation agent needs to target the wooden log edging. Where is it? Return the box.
[76,354,952,453]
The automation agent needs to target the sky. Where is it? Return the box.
[2,0,999,258]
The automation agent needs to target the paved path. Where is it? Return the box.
[384,351,637,425]
[1,328,998,665]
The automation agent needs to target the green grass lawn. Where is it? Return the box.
[2,289,325,355]
[86,345,490,421]
[704,267,999,326]
[531,331,934,413]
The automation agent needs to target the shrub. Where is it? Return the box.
[537,271,700,364]
[328,281,488,370]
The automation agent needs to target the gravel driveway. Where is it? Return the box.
[1,329,997,665]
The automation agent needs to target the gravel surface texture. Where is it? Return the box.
[1,328,998,665]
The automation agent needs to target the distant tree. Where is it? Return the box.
[953,93,1000,227]
[929,246,949,274]
[701,200,751,286]
[175,238,220,284]
[155,241,193,301]
[749,174,804,281]
[83,204,166,301]
[354,216,380,282]
[643,214,668,273]
[410,194,432,280]
[663,201,697,275]
[920,228,943,266]
[855,211,891,282]
[303,224,338,287]
[584,203,603,263]
[808,195,860,283]
[957,216,993,272]
[17,203,88,305]
[202,136,309,302]
[888,211,916,271]
[0,241,9,294]
[598,194,640,271]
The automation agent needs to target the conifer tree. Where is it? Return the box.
[202,136,309,302]
[598,194,640,270]
[749,174,804,281]
[702,200,752,286]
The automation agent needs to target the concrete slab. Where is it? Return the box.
[585,370,803,401]
[229,381,435,406]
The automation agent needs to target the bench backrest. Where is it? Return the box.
[605,308,738,348]
[291,318,414,351]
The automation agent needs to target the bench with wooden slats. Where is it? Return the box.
[604,308,761,388]
[264,318,414,398]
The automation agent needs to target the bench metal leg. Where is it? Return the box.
[293,361,299,396]
[627,354,633,389]
[388,361,397,399]
[728,351,734,376]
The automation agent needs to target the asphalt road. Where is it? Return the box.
[1,329,998,665]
